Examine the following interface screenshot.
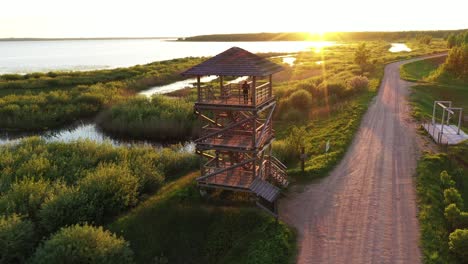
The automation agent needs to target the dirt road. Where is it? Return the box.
[280,54,446,264]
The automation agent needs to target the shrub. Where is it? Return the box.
[0,179,65,221]
[38,187,93,234]
[354,43,370,72]
[31,224,134,264]
[346,76,369,92]
[126,150,164,193]
[78,164,139,223]
[286,89,312,114]
[445,203,462,230]
[316,80,348,100]
[449,229,468,260]
[440,170,455,188]
[443,45,468,79]
[272,140,297,165]
[0,214,36,263]
[444,187,464,208]
[281,107,305,122]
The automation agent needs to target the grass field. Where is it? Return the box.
[401,54,468,128]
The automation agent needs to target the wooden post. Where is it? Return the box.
[220,76,224,101]
[268,144,272,177]
[197,76,201,102]
[269,74,272,98]
[252,76,257,106]
[252,110,257,148]
[441,109,446,140]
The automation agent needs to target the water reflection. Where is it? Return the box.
[139,76,217,97]
[0,123,195,152]
[389,43,411,52]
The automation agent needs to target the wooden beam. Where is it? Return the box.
[197,76,201,102]
[269,74,272,98]
[194,116,255,143]
[252,76,257,106]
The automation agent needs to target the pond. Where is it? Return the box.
[389,43,411,52]
[0,122,195,151]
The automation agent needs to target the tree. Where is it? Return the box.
[354,43,370,73]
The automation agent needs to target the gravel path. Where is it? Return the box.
[280,54,446,264]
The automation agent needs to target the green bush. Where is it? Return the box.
[443,45,468,80]
[449,229,468,260]
[440,170,455,188]
[346,75,369,92]
[272,140,297,165]
[78,164,139,223]
[444,187,464,209]
[126,150,164,193]
[286,89,312,114]
[31,224,134,264]
[445,203,462,230]
[0,179,65,221]
[38,187,93,234]
[0,214,37,263]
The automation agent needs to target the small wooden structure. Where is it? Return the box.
[422,101,468,144]
[182,47,288,216]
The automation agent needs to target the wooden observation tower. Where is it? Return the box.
[182,47,288,215]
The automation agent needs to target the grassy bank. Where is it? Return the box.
[0,57,204,131]
[109,172,296,264]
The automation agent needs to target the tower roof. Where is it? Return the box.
[182,47,284,77]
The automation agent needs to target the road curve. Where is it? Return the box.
[280,54,446,264]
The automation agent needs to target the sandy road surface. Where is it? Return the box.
[280,54,446,264]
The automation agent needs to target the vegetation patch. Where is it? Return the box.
[416,146,468,264]
[109,173,296,264]
[0,138,198,262]
[96,95,199,141]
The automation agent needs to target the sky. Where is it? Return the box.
[1,0,468,38]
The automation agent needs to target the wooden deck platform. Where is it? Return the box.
[423,122,468,145]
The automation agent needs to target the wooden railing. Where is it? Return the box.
[197,82,272,106]
[266,156,289,187]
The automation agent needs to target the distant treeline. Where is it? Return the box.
[0,37,175,41]
[179,30,468,42]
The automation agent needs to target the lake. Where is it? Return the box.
[0,39,334,74]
